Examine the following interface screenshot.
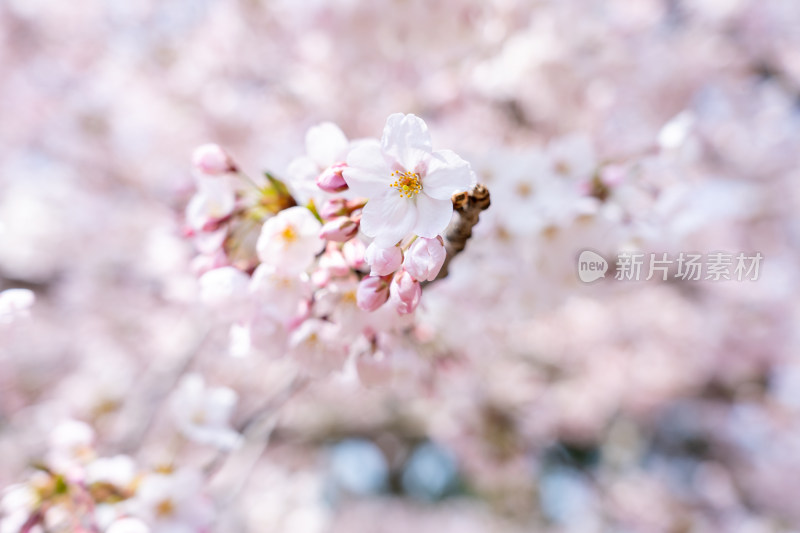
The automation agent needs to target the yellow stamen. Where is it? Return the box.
[156,499,175,517]
[342,290,357,304]
[389,170,422,198]
[281,225,297,242]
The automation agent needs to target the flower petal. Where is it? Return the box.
[306,122,349,168]
[361,195,417,247]
[413,193,453,238]
[344,140,392,198]
[422,149,474,200]
[381,113,432,171]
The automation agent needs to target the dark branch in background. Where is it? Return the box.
[428,184,491,284]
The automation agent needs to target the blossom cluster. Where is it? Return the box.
[185,113,475,380]
[0,375,242,533]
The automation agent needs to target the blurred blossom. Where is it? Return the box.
[257,206,325,274]
[131,469,213,533]
[169,374,241,450]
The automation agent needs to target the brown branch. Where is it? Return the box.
[428,183,491,284]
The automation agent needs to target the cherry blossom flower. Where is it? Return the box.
[249,264,312,327]
[343,113,473,246]
[198,266,250,316]
[286,122,351,203]
[168,374,241,450]
[256,206,325,273]
[131,469,213,533]
[288,318,348,377]
[46,419,96,473]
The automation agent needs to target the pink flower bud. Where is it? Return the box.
[357,276,390,311]
[365,242,403,276]
[319,198,349,221]
[319,245,350,277]
[390,270,421,315]
[342,238,366,270]
[403,236,446,282]
[319,216,359,242]
[316,162,349,193]
[192,144,236,175]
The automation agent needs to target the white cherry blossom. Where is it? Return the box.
[168,374,241,450]
[130,469,213,533]
[286,122,350,204]
[343,113,473,246]
[256,206,325,273]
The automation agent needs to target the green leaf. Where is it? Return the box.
[305,199,322,223]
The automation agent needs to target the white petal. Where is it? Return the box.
[413,193,453,238]
[381,113,432,171]
[306,122,349,167]
[361,195,417,247]
[286,155,319,184]
[344,140,392,198]
[422,149,473,200]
